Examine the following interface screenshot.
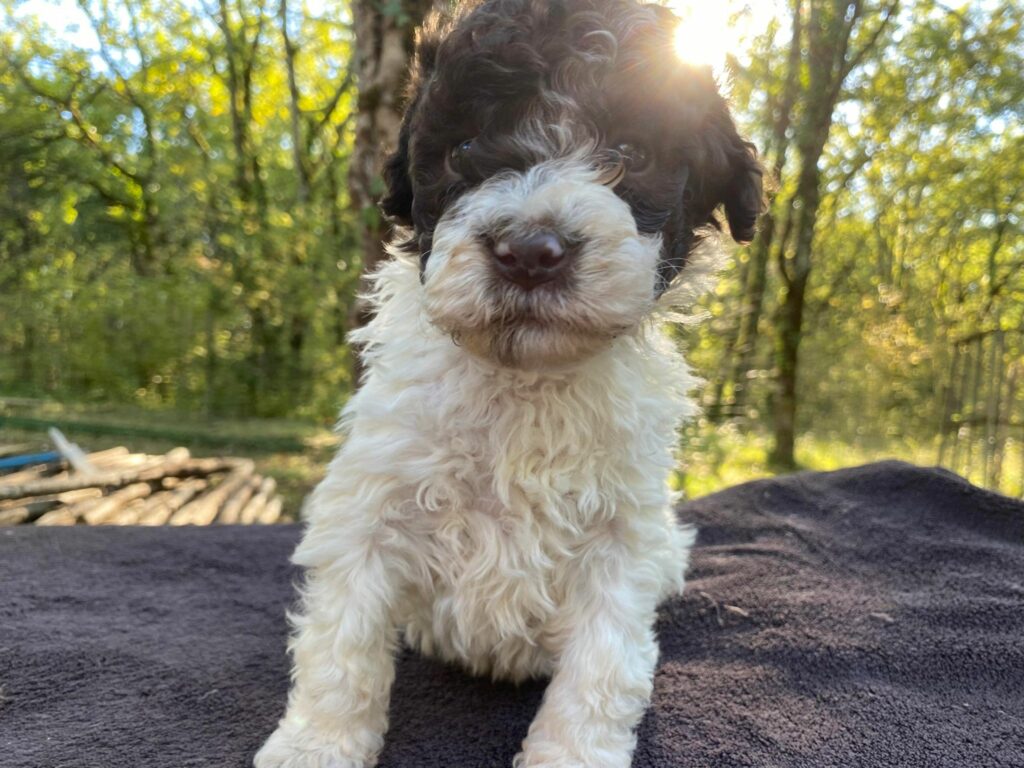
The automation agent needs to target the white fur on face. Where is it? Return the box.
[422,158,660,368]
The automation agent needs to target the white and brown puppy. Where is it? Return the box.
[256,1,762,766]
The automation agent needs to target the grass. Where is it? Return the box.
[4,398,1019,518]
[673,419,940,500]
[675,418,1023,500]
[0,398,322,451]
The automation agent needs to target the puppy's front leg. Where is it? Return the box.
[515,565,660,768]
[256,524,400,768]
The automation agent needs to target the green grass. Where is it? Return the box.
[4,398,1019,518]
[0,398,323,451]
[674,419,942,500]
[675,419,1023,500]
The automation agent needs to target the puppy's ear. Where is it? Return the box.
[380,112,415,227]
[379,16,444,227]
[721,137,764,244]
[700,95,764,243]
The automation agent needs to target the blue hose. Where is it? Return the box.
[0,452,62,471]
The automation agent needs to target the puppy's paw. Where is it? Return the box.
[513,742,585,768]
[514,734,632,768]
[513,752,584,768]
[254,722,377,768]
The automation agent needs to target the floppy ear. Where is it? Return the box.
[641,0,764,242]
[378,14,446,228]
[722,138,764,244]
[379,111,415,227]
[693,102,765,244]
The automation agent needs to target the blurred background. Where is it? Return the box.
[1,0,1022,516]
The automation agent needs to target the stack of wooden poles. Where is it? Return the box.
[0,445,284,527]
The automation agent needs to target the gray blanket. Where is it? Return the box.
[1,461,1021,767]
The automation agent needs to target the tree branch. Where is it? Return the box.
[841,0,900,81]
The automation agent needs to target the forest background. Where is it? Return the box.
[2,0,1022,509]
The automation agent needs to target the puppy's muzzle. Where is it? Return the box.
[490,231,568,290]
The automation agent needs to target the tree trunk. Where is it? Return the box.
[768,0,898,468]
[771,271,807,467]
[348,0,425,282]
[719,219,773,417]
[279,0,310,204]
[770,118,830,469]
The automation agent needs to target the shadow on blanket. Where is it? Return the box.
[1,461,1022,768]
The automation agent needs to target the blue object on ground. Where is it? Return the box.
[0,451,61,471]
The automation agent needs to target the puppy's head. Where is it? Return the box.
[382,0,763,368]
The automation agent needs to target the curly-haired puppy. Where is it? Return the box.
[256,0,761,766]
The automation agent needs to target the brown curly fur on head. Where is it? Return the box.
[382,0,763,290]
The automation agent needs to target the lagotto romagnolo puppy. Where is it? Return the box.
[256,0,762,766]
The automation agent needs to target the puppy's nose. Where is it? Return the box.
[491,232,567,289]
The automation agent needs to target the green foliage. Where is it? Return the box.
[696,0,1023,490]
[1,0,362,419]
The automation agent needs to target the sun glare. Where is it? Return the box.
[668,1,784,73]
[671,3,732,70]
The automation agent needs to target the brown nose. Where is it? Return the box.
[491,232,567,289]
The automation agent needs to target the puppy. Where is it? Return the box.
[256,1,761,766]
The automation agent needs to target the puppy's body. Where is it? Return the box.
[313,254,696,681]
[262,255,696,768]
[257,1,761,766]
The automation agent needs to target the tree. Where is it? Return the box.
[0,0,364,417]
[771,0,901,468]
[710,0,803,421]
[2,0,1021,486]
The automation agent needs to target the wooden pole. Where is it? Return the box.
[82,483,155,525]
[239,476,278,524]
[965,338,984,481]
[0,460,66,486]
[0,443,36,459]
[0,488,103,526]
[112,489,173,526]
[937,343,960,466]
[991,355,1015,492]
[951,341,974,474]
[982,331,1002,487]
[258,496,283,524]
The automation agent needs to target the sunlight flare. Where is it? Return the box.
[671,2,732,69]
[667,1,784,73]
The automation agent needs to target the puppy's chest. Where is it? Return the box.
[409,437,601,594]
[400,478,596,677]
[397,425,617,655]
[386,362,683,668]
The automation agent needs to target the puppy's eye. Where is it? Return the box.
[450,139,476,173]
[614,141,651,173]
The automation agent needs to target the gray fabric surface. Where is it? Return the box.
[1,461,1021,767]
